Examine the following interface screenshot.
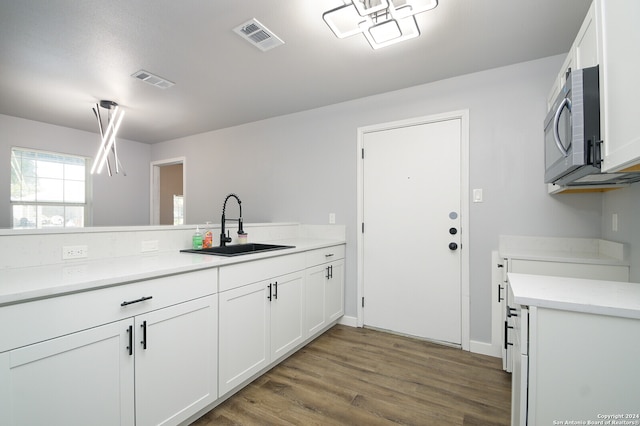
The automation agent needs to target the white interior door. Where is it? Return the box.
[362,117,462,345]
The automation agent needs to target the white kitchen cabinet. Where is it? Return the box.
[598,0,640,172]
[498,254,628,373]
[304,245,345,336]
[510,305,640,425]
[135,295,218,426]
[326,259,345,321]
[546,1,640,173]
[0,319,135,426]
[0,268,218,426]
[218,280,270,396]
[509,286,528,426]
[218,259,305,396]
[508,273,640,425]
[546,2,596,112]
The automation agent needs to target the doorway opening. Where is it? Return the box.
[150,157,186,225]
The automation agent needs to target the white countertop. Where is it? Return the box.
[0,238,344,307]
[508,272,640,320]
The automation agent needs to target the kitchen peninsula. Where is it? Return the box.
[0,223,345,426]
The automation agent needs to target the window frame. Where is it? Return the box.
[10,146,92,229]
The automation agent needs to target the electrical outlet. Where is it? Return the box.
[612,213,618,232]
[141,240,159,252]
[329,213,336,224]
[62,245,88,260]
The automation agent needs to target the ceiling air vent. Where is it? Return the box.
[131,70,175,89]
[233,18,284,52]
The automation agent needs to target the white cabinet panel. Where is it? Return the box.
[135,295,217,426]
[0,319,135,426]
[599,0,640,172]
[218,281,270,396]
[326,259,345,322]
[271,272,305,360]
[305,264,328,336]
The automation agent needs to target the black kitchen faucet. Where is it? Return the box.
[219,193,245,246]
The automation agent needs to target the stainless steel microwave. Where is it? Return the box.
[544,66,601,185]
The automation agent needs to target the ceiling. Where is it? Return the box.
[0,0,591,144]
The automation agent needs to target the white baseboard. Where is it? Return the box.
[470,339,502,358]
[338,316,502,360]
[338,315,357,327]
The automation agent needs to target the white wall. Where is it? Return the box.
[602,184,640,282]
[0,114,151,227]
[151,55,605,344]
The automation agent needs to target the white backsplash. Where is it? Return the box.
[0,223,345,269]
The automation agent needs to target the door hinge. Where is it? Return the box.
[361,297,365,307]
[361,148,364,159]
[361,222,364,233]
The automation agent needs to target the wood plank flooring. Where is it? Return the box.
[192,325,511,425]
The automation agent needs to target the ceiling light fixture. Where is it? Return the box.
[91,100,126,176]
[323,0,438,49]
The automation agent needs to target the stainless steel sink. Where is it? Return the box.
[180,243,295,257]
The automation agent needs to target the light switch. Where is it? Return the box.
[473,189,483,203]
[612,213,618,232]
[329,213,336,224]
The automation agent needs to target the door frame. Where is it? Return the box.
[356,110,470,351]
[150,157,186,225]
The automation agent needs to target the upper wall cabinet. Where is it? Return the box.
[546,3,597,111]
[547,0,640,174]
[598,0,640,173]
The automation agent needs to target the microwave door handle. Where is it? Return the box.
[553,97,571,157]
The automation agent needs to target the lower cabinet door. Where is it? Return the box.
[305,264,328,336]
[218,281,270,396]
[271,271,304,360]
[135,295,218,426]
[0,319,135,426]
[326,259,345,322]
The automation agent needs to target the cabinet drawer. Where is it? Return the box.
[305,245,345,267]
[0,268,218,353]
[219,253,305,292]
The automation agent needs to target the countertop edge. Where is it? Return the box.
[508,272,640,320]
[0,238,345,307]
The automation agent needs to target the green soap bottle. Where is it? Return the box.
[192,225,203,249]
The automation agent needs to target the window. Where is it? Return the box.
[173,195,184,225]
[10,148,89,229]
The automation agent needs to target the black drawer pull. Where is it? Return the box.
[325,253,335,258]
[141,321,147,350]
[126,325,133,356]
[121,296,153,306]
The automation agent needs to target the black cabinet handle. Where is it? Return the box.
[273,281,278,300]
[325,253,334,258]
[504,321,514,349]
[507,306,518,318]
[127,325,133,356]
[498,284,504,302]
[267,283,272,301]
[140,321,147,350]
[326,266,330,280]
[121,296,153,307]
[329,265,333,279]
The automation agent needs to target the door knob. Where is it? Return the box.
[449,242,458,251]
[449,227,457,235]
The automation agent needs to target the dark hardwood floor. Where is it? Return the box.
[192,325,511,425]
